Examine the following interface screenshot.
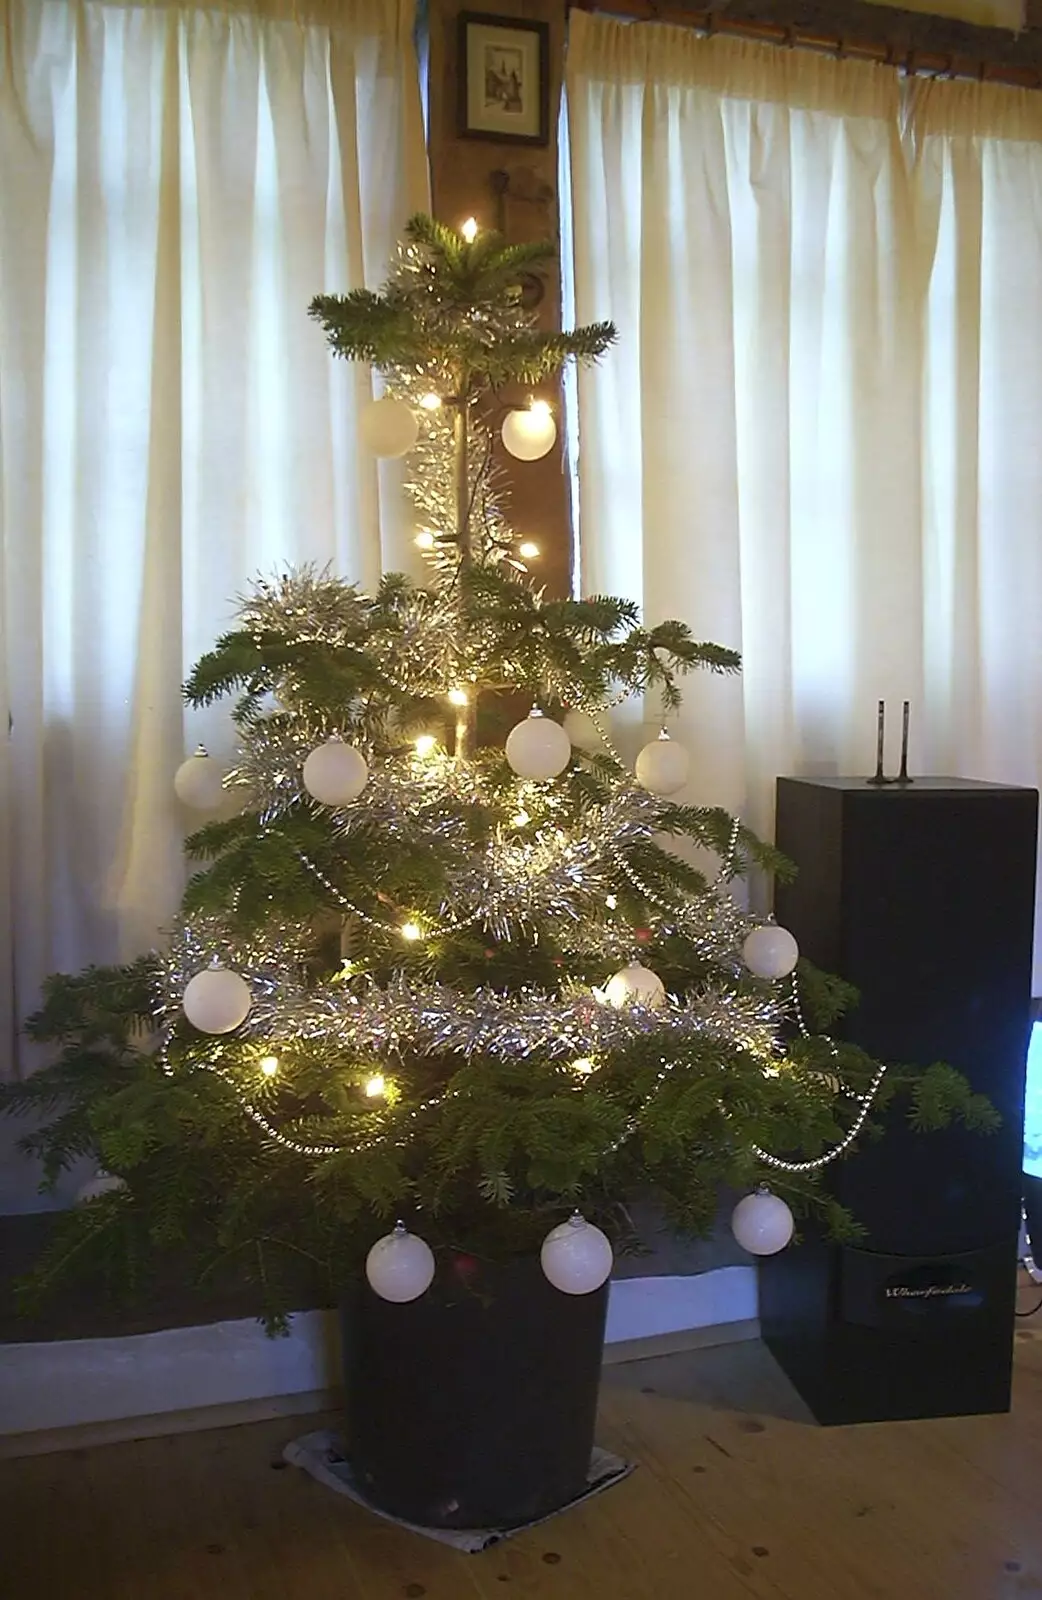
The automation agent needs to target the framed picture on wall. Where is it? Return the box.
[457,12,550,147]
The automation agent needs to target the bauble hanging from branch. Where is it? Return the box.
[76,1172,128,1205]
[563,707,602,753]
[183,964,253,1035]
[540,1213,614,1295]
[505,709,571,781]
[742,924,799,980]
[302,737,369,807]
[604,962,666,1010]
[174,747,225,812]
[365,1223,436,1303]
[359,395,420,459]
[635,731,691,797]
[731,1189,794,1256]
[501,400,557,461]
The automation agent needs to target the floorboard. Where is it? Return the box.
[5,1323,1042,1598]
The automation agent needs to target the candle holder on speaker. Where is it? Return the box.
[866,700,895,787]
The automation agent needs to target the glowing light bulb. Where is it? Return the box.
[414,734,437,758]
[501,401,557,461]
[605,895,618,911]
[571,1058,596,1076]
[260,1056,279,1078]
[418,393,442,412]
[400,921,422,942]
[447,687,469,707]
[414,530,436,551]
[518,541,540,560]
[460,217,479,243]
[365,1073,387,1098]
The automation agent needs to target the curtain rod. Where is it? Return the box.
[566,1,1042,91]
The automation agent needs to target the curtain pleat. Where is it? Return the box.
[0,0,428,1079]
[565,14,1042,986]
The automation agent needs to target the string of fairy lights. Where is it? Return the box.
[165,734,889,1173]
[169,657,889,1176]
[168,981,889,1170]
[159,211,894,1271]
[164,617,896,1196]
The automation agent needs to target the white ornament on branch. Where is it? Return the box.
[174,747,225,812]
[563,708,601,753]
[365,1223,436,1303]
[501,401,556,461]
[604,962,666,1010]
[359,396,419,458]
[505,709,571,781]
[183,964,252,1035]
[635,731,690,797]
[742,924,799,980]
[540,1213,614,1294]
[76,1172,128,1205]
[731,1189,794,1256]
[302,737,369,807]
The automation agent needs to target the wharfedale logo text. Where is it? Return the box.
[885,1283,973,1299]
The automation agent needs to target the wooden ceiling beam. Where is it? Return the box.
[568,0,1042,89]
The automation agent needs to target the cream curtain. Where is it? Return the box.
[565,15,1042,986]
[0,0,428,1076]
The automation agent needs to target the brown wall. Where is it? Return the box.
[428,0,573,598]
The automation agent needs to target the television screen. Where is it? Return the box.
[1023,1017,1042,1181]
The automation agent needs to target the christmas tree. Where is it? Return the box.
[2,216,992,1328]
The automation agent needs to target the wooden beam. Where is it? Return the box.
[568,0,1042,89]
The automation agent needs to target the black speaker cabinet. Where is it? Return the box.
[761,776,1038,1424]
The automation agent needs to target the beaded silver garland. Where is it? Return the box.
[296,849,484,936]
[167,561,892,1177]
[752,1061,889,1173]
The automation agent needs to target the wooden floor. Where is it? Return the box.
[6,1325,1042,1599]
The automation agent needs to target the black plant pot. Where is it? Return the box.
[341,1252,609,1530]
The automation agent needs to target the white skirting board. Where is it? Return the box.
[0,1265,758,1458]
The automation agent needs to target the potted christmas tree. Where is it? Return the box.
[2,216,991,1531]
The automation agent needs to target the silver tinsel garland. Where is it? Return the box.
[237,568,460,704]
[223,720,755,957]
[157,939,782,1066]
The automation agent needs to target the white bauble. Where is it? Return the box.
[505,711,571,781]
[563,708,601,754]
[365,1224,436,1303]
[540,1213,614,1295]
[302,739,369,807]
[635,733,691,797]
[604,962,666,1010]
[174,748,225,812]
[731,1190,794,1256]
[183,966,252,1035]
[76,1172,128,1205]
[742,924,799,980]
[501,405,557,462]
[359,396,419,458]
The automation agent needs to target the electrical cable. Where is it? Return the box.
[1016,1217,1042,1314]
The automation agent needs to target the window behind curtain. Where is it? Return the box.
[562,16,1042,992]
[0,0,428,1094]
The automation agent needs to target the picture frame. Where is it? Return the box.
[457,12,550,148]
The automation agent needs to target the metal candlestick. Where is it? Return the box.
[866,700,893,786]
[894,700,914,785]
